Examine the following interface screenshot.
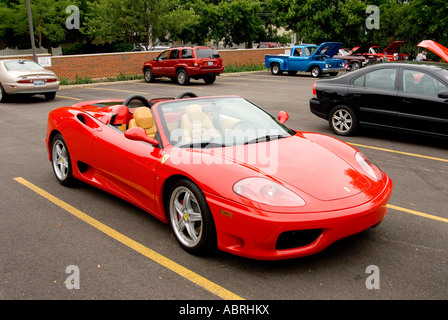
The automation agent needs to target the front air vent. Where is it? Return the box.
[276,229,323,250]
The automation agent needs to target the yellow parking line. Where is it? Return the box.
[348,142,448,163]
[387,204,448,224]
[56,95,83,100]
[14,177,243,300]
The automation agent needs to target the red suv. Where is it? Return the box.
[142,46,224,85]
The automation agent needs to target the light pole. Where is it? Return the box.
[26,0,37,62]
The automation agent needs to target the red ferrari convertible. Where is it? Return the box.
[46,92,393,260]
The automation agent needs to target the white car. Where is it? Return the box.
[0,59,59,102]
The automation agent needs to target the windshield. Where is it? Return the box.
[304,46,317,56]
[157,97,295,148]
[3,60,45,71]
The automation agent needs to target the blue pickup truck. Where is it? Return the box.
[264,42,346,77]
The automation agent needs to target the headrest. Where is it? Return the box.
[186,104,206,122]
[112,105,129,125]
[133,107,154,128]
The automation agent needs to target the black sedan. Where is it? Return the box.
[309,63,448,138]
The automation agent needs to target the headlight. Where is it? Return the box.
[233,177,306,207]
[355,152,383,181]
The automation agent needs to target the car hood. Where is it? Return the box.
[417,40,448,63]
[383,41,405,54]
[351,43,375,55]
[313,42,343,58]
[179,134,371,202]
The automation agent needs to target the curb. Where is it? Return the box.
[59,70,269,90]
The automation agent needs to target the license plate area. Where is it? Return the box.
[33,80,45,86]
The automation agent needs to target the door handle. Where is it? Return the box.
[401,98,411,103]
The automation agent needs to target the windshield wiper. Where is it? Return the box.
[243,134,286,145]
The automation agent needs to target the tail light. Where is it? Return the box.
[312,80,317,97]
[17,79,33,83]
[17,78,57,83]
[192,59,198,66]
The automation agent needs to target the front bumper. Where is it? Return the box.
[205,176,393,260]
[322,67,345,74]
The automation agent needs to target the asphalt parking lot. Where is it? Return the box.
[1,71,447,304]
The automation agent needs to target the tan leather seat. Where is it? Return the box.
[180,104,220,142]
[128,107,157,138]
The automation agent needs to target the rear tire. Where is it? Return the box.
[270,63,282,75]
[176,69,190,85]
[45,92,56,100]
[203,74,216,84]
[0,84,8,102]
[329,105,358,136]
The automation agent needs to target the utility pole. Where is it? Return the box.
[26,0,37,62]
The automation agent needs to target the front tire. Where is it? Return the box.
[350,61,361,71]
[310,66,321,78]
[329,105,358,136]
[144,68,155,83]
[51,134,76,186]
[168,179,216,255]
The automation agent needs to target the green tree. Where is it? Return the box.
[83,0,180,47]
[169,0,269,48]
[0,0,70,50]
[269,0,376,47]
[220,0,265,48]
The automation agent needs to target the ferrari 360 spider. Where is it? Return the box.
[46,92,392,260]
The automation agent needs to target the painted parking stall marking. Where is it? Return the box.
[348,142,448,163]
[14,177,243,300]
[386,204,448,224]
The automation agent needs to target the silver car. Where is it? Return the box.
[0,59,59,102]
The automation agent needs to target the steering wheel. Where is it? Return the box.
[176,92,198,99]
[229,120,256,132]
[123,94,151,108]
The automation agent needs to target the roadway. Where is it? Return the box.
[1,71,447,306]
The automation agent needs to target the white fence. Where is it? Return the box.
[0,46,63,56]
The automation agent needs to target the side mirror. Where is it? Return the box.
[277,111,289,124]
[124,127,159,146]
[153,57,158,61]
[438,90,448,99]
